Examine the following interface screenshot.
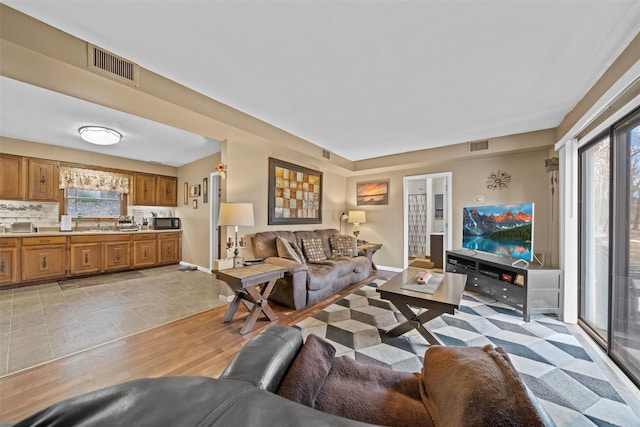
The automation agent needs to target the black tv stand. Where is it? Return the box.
[446,250,561,321]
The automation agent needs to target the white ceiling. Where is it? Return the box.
[2,1,640,165]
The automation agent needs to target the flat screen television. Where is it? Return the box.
[462,202,534,261]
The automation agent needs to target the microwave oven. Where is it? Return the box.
[152,217,181,230]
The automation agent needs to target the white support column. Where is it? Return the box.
[559,139,579,324]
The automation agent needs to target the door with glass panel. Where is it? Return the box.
[610,108,640,386]
[579,107,640,387]
[580,134,610,343]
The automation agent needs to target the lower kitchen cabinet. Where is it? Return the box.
[4,231,181,286]
[69,236,103,275]
[158,232,181,265]
[133,233,157,267]
[104,236,131,272]
[0,238,18,285]
[21,236,67,282]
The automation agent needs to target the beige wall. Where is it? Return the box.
[223,139,348,261]
[176,153,220,268]
[346,131,558,269]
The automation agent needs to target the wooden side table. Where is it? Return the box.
[357,242,383,269]
[215,263,287,335]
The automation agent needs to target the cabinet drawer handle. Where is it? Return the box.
[40,175,46,185]
[85,253,89,263]
[0,260,5,273]
[42,256,47,268]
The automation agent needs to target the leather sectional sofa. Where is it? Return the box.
[9,325,555,427]
[251,229,373,310]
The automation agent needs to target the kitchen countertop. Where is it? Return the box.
[0,229,181,238]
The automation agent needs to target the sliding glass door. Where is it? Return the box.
[580,135,610,342]
[579,107,640,387]
[610,109,640,385]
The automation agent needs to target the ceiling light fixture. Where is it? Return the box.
[78,126,122,145]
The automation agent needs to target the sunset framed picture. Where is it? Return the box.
[356,179,389,206]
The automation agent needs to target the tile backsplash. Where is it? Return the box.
[0,201,59,231]
[0,200,174,232]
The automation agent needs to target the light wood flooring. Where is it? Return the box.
[0,268,393,423]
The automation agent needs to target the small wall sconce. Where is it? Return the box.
[215,163,227,179]
[487,170,511,190]
[339,212,348,234]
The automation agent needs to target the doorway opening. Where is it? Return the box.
[208,172,221,272]
[403,172,452,270]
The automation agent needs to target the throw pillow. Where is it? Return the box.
[302,238,327,263]
[329,235,355,257]
[276,236,305,264]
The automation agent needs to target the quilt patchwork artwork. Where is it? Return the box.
[294,279,640,427]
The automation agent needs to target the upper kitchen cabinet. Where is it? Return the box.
[27,159,59,201]
[133,173,156,206]
[133,173,177,207]
[156,176,177,207]
[0,154,25,200]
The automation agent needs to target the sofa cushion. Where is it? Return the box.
[302,238,327,263]
[277,334,431,427]
[276,236,306,264]
[420,345,546,427]
[252,231,298,259]
[329,235,356,257]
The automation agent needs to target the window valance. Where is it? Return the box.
[59,168,130,194]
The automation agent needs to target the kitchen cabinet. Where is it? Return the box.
[5,231,179,286]
[133,233,157,267]
[0,238,18,286]
[133,173,177,207]
[156,176,177,207]
[21,236,67,282]
[103,235,131,272]
[133,173,156,206]
[0,154,25,200]
[158,232,181,265]
[28,158,59,201]
[69,236,102,275]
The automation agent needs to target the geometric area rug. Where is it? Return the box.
[294,278,640,427]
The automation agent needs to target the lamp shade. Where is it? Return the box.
[348,210,366,224]
[218,202,255,227]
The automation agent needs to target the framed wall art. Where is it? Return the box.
[202,177,208,203]
[184,182,189,205]
[189,184,201,197]
[356,179,389,206]
[268,157,322,225]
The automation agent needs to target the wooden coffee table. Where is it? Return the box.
[215,263,287,335]
[376,267,466,345]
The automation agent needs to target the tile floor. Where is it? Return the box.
[0,266,228,377]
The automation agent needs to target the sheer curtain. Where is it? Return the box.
[408,194,427,257]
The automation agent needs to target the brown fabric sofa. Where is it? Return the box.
[251,229,373,310]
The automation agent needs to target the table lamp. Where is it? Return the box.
[218,202,255,267]
[348,210,366,238]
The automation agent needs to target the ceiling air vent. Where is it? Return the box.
[87,44,138,86]
[468,140,489,152]
[322,149,331,159]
